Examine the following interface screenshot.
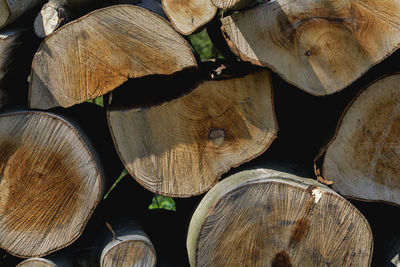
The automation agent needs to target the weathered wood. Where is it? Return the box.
[0,111,104,258]
[162,0,217,35]
[29,5,197,110]
[33,0,100,38]
[100,222,156,267]
[211,0,255,10]
[107,69,277,197]
[221,0,400,95]
[187,168,373,266]
[0,28,25,108]
[321,74,400,205]
[17,254,74,267]
[0,0,45,30]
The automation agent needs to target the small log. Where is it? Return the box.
[0,111,104,258]
[100,221,156,267]
[107,69,277,197]
[0,0,45,30]
[29,5,197,110]
[220,0,400,95]
[211,0,255,10]
[33,0,99,38]
[0,28,25,108]
[187,168,373,266]
[321,74,400,205]
[162,0,217,35]
[17,254,74,267]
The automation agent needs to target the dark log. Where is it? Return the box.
[187,168,373,266]
[0,0,45,30]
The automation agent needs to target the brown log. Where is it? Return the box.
[29,5,197,110]
[187,168,373,266]
[0,0,45,30]
[17,254,74,267]
[0,111,104,258]
[107,69,277,197]
[162,0,217,35]
[0,28,26,108]
[320,74,400,205]
[220,0,400,95]
[100,221,156,267]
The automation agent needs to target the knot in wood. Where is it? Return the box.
[208,128,226,146]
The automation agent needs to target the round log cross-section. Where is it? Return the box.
[187,169,373,266]
[107,70,277,197]
[100,232,156,267]
[322,74,400,205]
[221,0,400,95]
[0,111,103,258]
[29,5,197,109]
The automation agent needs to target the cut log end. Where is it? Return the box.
[29,5,197,109]
[101,236,156,267]
[0,111,102,257]
[162,0,217,35]
[17,258,57,267]
[220,1,400,95]
[211,0,255,10]
[108,69,277,197]
[187,169,373,266]
[34,3,67,38]
[322,74,400,205]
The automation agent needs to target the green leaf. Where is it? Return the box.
[103,169,128,200]
[149,194,176,211]
[86,96,104,107]
[188,29,224,61]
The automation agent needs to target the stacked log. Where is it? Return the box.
[2,0,400,265]
[187,169,373,266]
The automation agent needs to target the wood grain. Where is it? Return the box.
[0,111,103,258]
[323,74,400,205]
[187,169,373,266]
[108,70,277,197]
[162,0,217,35]
[211,0,255,10]
[221,0,400,95]
[29,5,197,109]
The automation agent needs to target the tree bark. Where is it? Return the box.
[107,69,277,197]
[0,111,104,258]
[0,0,45,30]
[0,28,26,108]
[320,74,400,206]
[220,0,400,95]
[162,0,217,35]
[29,5,197,110]
[187,168,373,266]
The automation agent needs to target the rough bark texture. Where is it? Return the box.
[187,168,373,266]
[107,69,277,197]
[322,74,400,205]
[211,0,255,10]
[221,0,400,95]
[0,0,45,30]
[162,0,217,35]
[0,111,103,258]
[29,5,197,110]
[0,28,24,108]
[100,226,156,267]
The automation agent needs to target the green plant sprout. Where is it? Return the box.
[86,96,104,107]
[149,194,176,211]
[103,169,128,200]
